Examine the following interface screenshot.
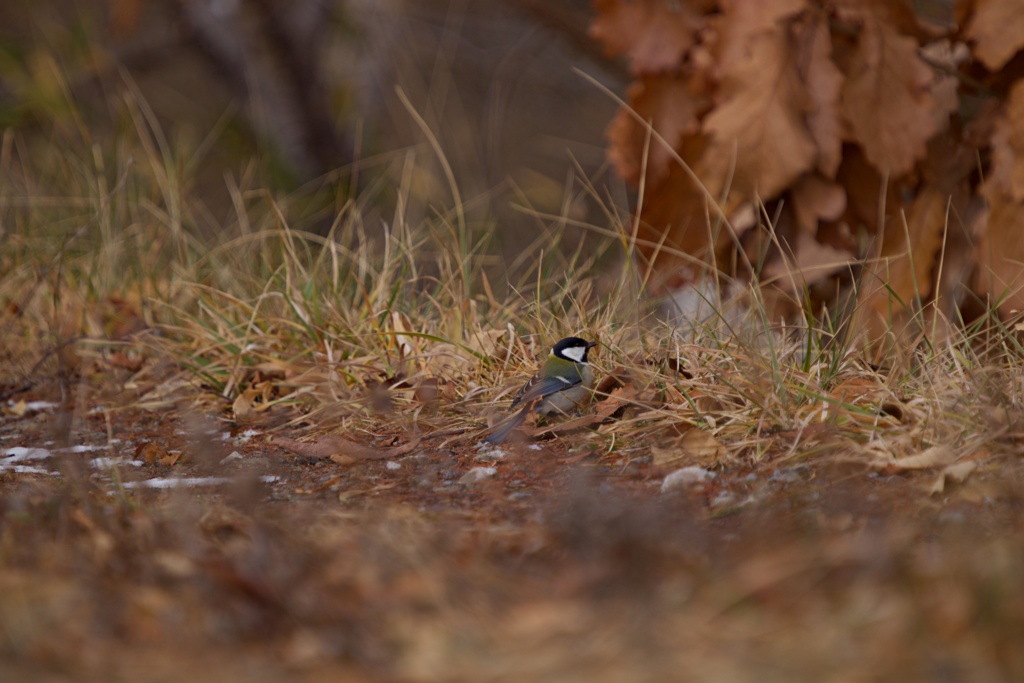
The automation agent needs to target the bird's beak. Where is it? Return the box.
[587,341,598,349]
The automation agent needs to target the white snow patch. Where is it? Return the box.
[123,477,230,489]
[64,441,122,453]
[3,447,53,462]
[13,401,59,412]
[2,465,56,475]
[90,457,142,469]
[123,475,280,489]
[385,461,401,470]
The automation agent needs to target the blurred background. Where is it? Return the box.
[0,0,627,253]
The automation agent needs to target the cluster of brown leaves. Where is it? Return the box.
[592,0,1024,341]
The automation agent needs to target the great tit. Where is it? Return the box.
[484,336,598,444]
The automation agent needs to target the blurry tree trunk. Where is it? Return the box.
[167,0,352,177]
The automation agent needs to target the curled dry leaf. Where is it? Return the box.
[589,0,704,75]
[792,175,847,236]
[652,428,728,468]
[160,451,182,467]
[984,83,1024,207]
[136,441,165,464]
[390,311,417,357]
[762,231,855,294]
[414,377,440,405]
[252,359,296,381]
[798,10,844,177]
[232,380,277,421]
[700,0,816,202]
[232,389,256,420]
[606,72,707,184]
[136,441,179,467]
[107,350,145,373]
[883,445,956,471]
[976,180,1024,316]
[852,184,953,342]
[965,0,1024,71]
[6,400,28,417]
[930,460,980,495]
[595,382,638,420]
[467,326,513,358]
[594,366,632,395]
[838,7,954,177]
[416,343,475,377]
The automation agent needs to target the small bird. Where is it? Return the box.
[484,336,598,444]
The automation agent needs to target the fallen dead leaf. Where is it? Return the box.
[106,350,145,373]
[839,9,954,176]
[252,358,296,380]
[232,391,254,420]
[884,445,956,471]
[414,377,439,405]
[152,551,196,579]
[930,460,980,495]
[159,451,182,467]
[605,72,706,184]
[136,441,170,465]
[595,382,638,420]
[390,311,417,357]
[589,0,703,75]
[467,326,513,358]
[593,366,632,396]
[652,428,728,467]
[966,0,1024,71]
[699,0,817,201]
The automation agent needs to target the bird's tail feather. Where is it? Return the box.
[483,406,530,445]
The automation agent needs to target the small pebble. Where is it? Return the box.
[220,451,244,464]
[474,443,508,462]
[458,467,497,485]
[710,490,739,508]
[769,468,804,484]
[661,466,715,493]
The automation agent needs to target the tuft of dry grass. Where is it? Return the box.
[2,85,1024,476]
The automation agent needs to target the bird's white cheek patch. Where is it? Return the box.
[560,346,587,363]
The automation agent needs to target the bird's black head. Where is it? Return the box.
[551,336,598,363]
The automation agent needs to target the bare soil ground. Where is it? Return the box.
[3,370,1024,683]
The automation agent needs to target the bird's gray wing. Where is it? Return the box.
[511,374,581,409]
